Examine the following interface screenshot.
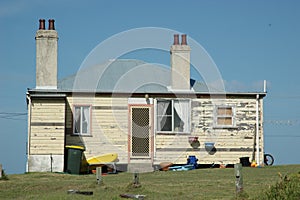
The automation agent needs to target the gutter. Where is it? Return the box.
[28,93,67,98]
[26,93,31,172]
[27,89,267,98]
[256,94,260,165]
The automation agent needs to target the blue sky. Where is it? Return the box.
[0,0,299,174]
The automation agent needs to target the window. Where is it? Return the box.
[214,106,235,128]
[74,106,91,135]
[156,99,190,133]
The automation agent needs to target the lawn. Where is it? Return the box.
[0,165,299,200]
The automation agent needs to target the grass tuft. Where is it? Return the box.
[259,171,300,200]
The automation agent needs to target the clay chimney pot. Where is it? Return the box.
[48,19,55,30]
[39,19,45,30]
[173,34,179,45]
[181,34,187,45]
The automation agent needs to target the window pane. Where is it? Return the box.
[157,100,171,131]
[158,116,172,131]
[82,107,90,134]
[74,106,90,135]
[217,107,232,115]
[74,107,81,133]
[157,100,171,115]
[173,100,189,132]
[217,117,232,125]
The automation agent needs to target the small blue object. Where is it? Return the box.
[169,164,194,171]
[187,155,198,169]
[204,142,215,152]
[204,142,215,147]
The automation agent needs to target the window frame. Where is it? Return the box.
[156,99,191,134]
[73,105,92,136]
[213,105,236,128]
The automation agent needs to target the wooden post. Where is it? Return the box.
[96,167,102,185]
[0,164,2,178]
[132,172,141,188]
[234,163,243,194]
[133,172,139,185]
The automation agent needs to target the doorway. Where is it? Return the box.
[129,106,153,159]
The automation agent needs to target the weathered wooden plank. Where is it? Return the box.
[93,123,128,129]
[31,135,65,140]
[30,137,64,143]
[31,113,65,119]
[31,107,64,112]
[31,126,64,131]
[31,118,65,122]
[30,143,64,152]
[31,113,65,118]
[32,103,65,108]
[31,134,65,140]
[93,118,128,124]
[67,97,128,106]
[31,123,65,128]
[32,99,65,104]
[31,107,65,112]
[93,112,128,118]
[30,149,64,155]
[31,131,64,137]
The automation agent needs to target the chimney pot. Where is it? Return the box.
[48,19,55,30]
[181,34,187,45]
[173,34,179,45]
[39,19,45,30]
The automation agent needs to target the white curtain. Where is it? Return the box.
[174,100,189,132]
[157,100,171,131]
[74,107,81,133]
[82,107,90,134]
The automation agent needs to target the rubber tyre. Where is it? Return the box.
[264,154,274,166]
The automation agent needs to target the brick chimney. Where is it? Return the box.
[35,19,58,89]
[170,34,191,90]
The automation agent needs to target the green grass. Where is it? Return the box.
[0,165,299,200]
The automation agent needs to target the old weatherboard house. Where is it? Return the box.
[26,19,266,172]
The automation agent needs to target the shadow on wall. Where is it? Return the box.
[64,101,87,173]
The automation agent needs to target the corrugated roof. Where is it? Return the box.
[58,59,209,93]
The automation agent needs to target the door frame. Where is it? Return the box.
[128,104,154,163]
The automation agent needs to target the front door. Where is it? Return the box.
[130,106,152,159]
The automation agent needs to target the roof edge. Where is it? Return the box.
[27,88,267,98]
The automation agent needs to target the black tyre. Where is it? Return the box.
[264,154,274,166]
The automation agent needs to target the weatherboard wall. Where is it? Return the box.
[63,95,264,167]
[28,98,65,172]
[65,96,129,164]
[154,97,264,165]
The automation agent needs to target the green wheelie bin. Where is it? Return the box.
[65,145,85,174]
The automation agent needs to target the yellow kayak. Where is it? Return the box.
[86,153,118,165]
